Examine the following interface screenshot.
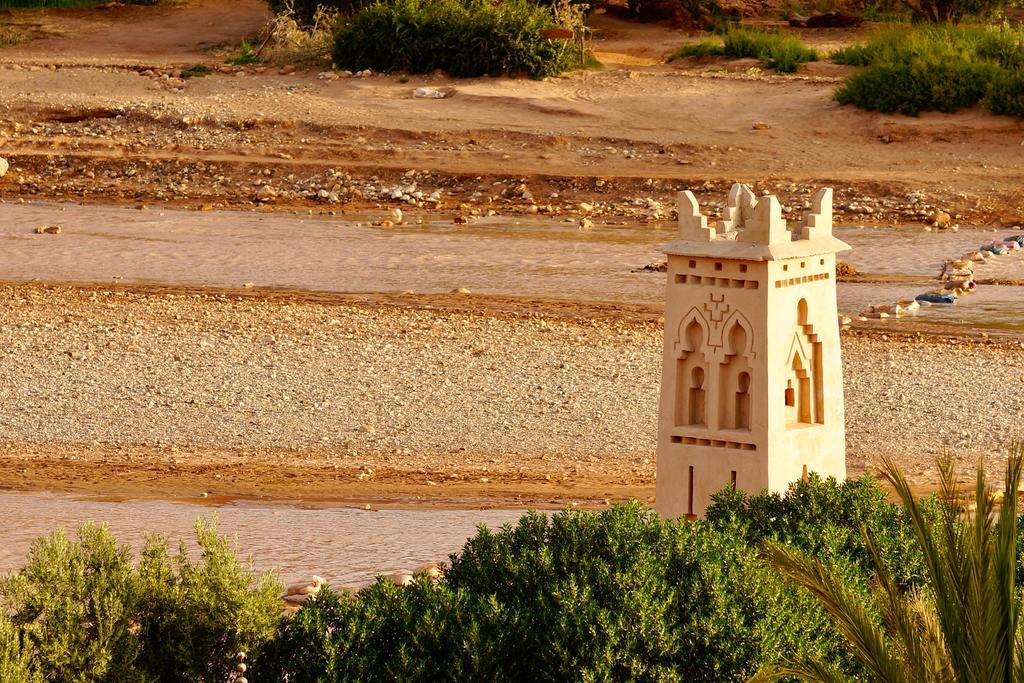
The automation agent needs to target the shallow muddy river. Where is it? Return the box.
[0,492,527,587]
[1,201,1022,328]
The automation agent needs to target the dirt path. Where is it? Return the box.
[1,0,268,63]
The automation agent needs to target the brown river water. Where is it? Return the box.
[0,492,527,587]
[2,201,1023,330]
[1,200,1022,575]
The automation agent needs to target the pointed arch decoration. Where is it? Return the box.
[672,307,711,428]
[785,299,824,427]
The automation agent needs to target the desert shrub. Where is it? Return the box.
[135,519,283,681]
[259,502,850,681]
[0,523,145,680]
[270,0,595,27]
[261,3,340,65]
[831,24,1024,67]
[259,580,507,681]
[722,28,817,72]
[0,519,282,682]
[836,56,996,115]
[0,615,40,683]
[833,25,1024,117]
[985,67,1024,117]
[332,0,581,78]
[673,27,817,73]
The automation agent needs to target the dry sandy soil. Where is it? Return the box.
[0,0,1021,226]
[0,1,1022,506]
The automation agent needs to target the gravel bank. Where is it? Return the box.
[0,284,1021,494]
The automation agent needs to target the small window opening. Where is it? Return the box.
[688,466,695,517]
[714,262,723,271]
[739,264,748,273]
[730,470,737,488]
[785,386,795,407]
[688,259,696,268]
[819,258,825,266]
[801,464,809,481]
[782,264,789,272]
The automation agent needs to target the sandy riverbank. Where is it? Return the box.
[0,282,1020,506]
[0,1,1022,227]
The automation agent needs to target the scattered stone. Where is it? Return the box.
[835,261,858,277]
[451,287,471,295]
[0,157,8,178]
[751,121,771,130]
[285,576,324,597]
[34,225,61,235]
[385,573,415,587]
[253,185,276,203]
[414,562,444,581]
[413,87,450,99]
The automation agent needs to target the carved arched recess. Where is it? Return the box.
[672,308,711,427]
[785,299,824,427]
[719,318,754,431]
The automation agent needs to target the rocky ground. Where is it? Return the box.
[0,283,1020,506]
[0,2,1022,230]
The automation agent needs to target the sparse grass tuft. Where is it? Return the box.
[672,27,817,73]
[179,63,212,79]
[225,38,262,66]
[0,25,25,47]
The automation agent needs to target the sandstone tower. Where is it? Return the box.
[655,184,849,518]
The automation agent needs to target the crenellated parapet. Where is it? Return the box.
[666,183,846,261]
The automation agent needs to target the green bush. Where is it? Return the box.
[332,0,581,78]
[0,524,144,680]
[0,615,39,683]
[832,25,1024,116]
[259,502,850,681]
[986,67,1024,117]
[673,27,817,73]
[707,473,934,589]
[135,519,283,681]
[0,519,282,682]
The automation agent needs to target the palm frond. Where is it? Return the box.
[763,541,910,683]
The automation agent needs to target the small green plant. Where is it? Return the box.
[673,38,727,58]
[672,27,817,73]
[226,38,262,66]
[180,63,213,79]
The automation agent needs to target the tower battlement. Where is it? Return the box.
[655,183,850,519]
